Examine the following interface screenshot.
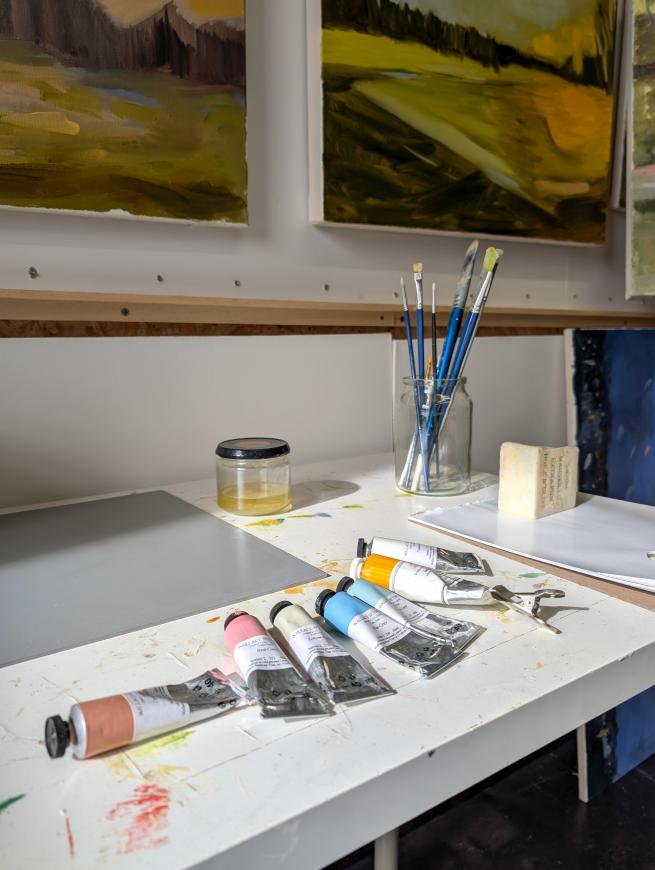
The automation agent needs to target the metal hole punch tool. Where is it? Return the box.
[489,586,565,634]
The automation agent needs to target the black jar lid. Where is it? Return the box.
[216,438,290,460]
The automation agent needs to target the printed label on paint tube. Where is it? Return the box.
[392,562,447,603]
[375,592,427,624]
[347,609,410,652]
[233,635,291,682]
[124,690,189,739]
[289,623,345,671]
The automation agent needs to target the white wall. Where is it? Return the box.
[0,334,392,508]
[0,0,652,315]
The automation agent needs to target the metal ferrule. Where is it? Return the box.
[69,704,87,760]
[442,578,494,606]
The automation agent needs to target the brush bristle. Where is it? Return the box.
[483,247,503,271]
[412,262,423,273]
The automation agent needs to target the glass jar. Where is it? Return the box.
[216,438,291,515]
[394,377,472,495]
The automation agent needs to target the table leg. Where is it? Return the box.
[374,827,399,870]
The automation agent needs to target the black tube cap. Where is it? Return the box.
[224,610,247,630]
[357,538,367,558]
[315,589,335,616]
[270,600,293,624]
[45,715,70,758]
[337,576,354,593]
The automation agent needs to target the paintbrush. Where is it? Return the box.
[436,240,478,383]
[413,262,425,384]
[431,282,437,386]
[400,275,430,491]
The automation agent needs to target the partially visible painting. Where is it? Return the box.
[571,329,655,506]
[629,1,655,294]
[0,1,247,222]
[310,0,618,243]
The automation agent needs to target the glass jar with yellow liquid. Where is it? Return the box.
[216,438,291,516]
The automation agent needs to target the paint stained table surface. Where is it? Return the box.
[2,454,655,870]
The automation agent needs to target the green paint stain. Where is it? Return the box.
[0,794,25,815]
[519,572,543,579]
[130,729,194,759]
[342,504,364,509]
[246,518,285,527]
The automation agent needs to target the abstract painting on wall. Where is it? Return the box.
[0,1,246,223]
[570,328,655,506]
[308,0,618,243]
[628,1,655,294]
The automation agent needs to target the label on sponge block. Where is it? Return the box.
[498,442,578,519]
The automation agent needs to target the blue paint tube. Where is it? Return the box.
[337,577,483,649]
[315,590,464,678]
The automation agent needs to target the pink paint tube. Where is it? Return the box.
[224,611,331,718]
[45,669,244,760]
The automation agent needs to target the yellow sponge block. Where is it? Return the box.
[498,442,579,519]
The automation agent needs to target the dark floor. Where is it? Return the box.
[325,734,655,870]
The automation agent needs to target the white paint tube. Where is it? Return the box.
[337,577,483,649]
[357,536,485,573]
[270,600,394,704]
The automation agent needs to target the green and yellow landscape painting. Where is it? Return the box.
[320,0,617,243]
[631,0,655,294]
[0,0,246,222]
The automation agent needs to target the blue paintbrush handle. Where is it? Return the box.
[436,307,463,383]
[404,312,417,380]
[416,308,424,379]
[448,310,479,383]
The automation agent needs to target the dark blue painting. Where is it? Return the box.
[572,329,655,800]
[573,329,655,506]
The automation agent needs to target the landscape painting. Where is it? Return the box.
[629,0,655,294]
[0,0,247,222]
[313,0,617,243]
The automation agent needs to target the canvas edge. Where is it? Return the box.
[563,328,577,448]
[306,0,325,223]
[625,0,636,297]
[609,0,628,212]
[310,217,605,248]
[0,203,249,227]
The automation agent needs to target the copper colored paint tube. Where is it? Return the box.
[45,669,243,760]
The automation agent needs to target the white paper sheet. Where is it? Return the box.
[410,489,655,592]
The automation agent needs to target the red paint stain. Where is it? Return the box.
[106,784,170,854]
[64,812,75,858]
[206,615,221,623]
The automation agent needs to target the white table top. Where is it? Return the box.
[2,454,655,870]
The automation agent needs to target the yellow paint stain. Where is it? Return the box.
[4,111,80,135]
[206,615,221,623]
[342,504,364,509]
[245,518,285,528]
[395,492,412,498]
[283,578,339,595]
[319,559,350,574]
[535,662,544,670]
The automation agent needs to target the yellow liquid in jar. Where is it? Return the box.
[217,483,291,516]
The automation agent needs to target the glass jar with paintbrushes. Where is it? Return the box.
[394,244,503,495]
[395,377,472,495]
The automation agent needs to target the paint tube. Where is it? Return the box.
[45,668,245,760]
[337,577,483,649]
[350,554,495,606]
[315,590,464,678]
[270,600,394,704]
[357,536,485,574]
[224,611,331,718]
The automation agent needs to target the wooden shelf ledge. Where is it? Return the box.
[1,289,654,337]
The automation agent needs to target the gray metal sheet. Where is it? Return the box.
[0,491,325,667]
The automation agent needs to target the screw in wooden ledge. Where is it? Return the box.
[28,266,39,279]
[121,307,130,317]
